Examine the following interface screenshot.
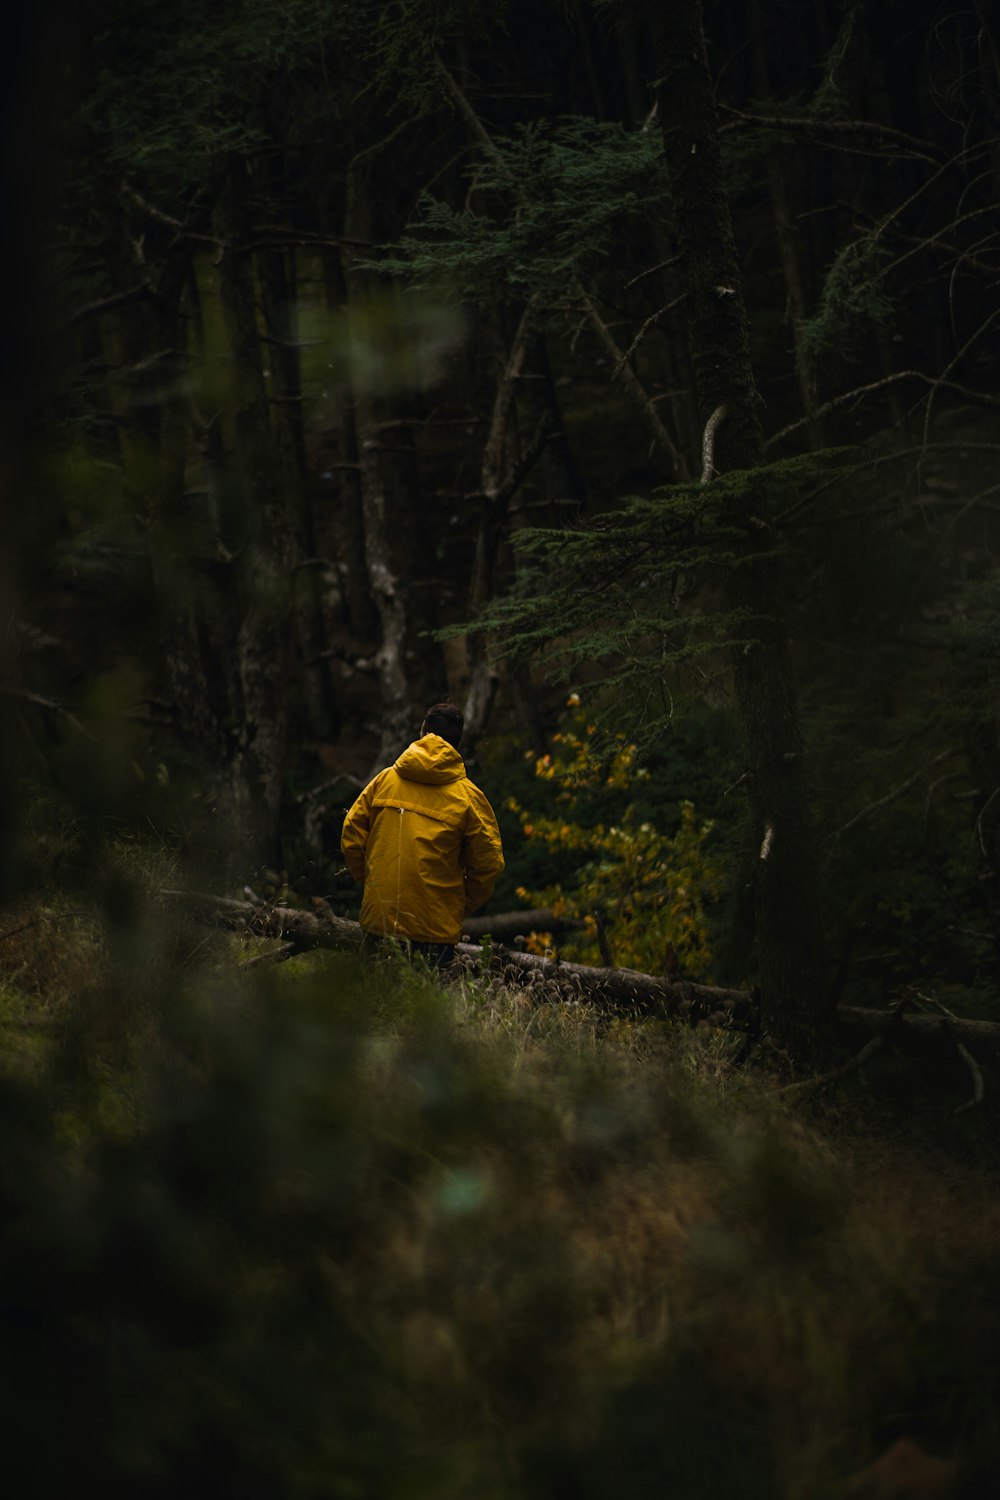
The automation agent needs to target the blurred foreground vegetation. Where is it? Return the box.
[3,850,1000,1499]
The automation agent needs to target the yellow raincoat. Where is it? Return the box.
[341,733,504,944]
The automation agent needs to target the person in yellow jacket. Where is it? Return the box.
[341,701,504,967]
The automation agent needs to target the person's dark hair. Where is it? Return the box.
[421,701,464,749]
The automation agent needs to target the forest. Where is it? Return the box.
[2,0,1000,1494]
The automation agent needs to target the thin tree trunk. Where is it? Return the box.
[975,0,1000,196]
[323,251,378,640]
[649,0,829,1057]
[342,164,446,768]
[524,329,587,518]
[212,167,293,860]
[748,0,823,441]
[464,303,537,743]
[258,240,339,742]
[132,245,242,797]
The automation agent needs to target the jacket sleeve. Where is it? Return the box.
[341,777,378,882]
[462,791,505,913]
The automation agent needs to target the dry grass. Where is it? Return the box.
[2,905,1000,1496]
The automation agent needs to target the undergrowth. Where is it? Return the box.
[2,880,999,1498]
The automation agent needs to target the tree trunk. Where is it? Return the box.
[342,164,446,769]
[128,242,246,813]
[975,0,1000,197]
[648,0,829,1057]
[464,312,587,745]
[464,302,538,744]
[748,0,823,440]
[322,251,378,641]
[212,167,294,861]
[257,239,339,743]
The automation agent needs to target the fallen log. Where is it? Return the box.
[836,1004,1000,1067]
[167,891,748,1023]
[462,908,583,941]
[167,891,1000,1066]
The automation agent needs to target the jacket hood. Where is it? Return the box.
[394,733,466,785]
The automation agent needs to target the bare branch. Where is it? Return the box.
[919,304,1000,463]
[779,443,1000,525]
[434,59,512,178]
[623,255,682,290]
[700,404,727,483]
[866,203,1000,286]
[954,1043,986,1113]
[240,942,298,969]
[766,370,1000,451]
[722,770,751,797]
[124,184,226,248]
[825,748,959,860]
[2,686,98,741]
[493,417,555,509]
[0,919,43,943]
[125,184,187,230]
[923,771,966,841]
[911,990,957,1018]
[577,284,687,478]
[977,786,1000,863]
[717,103,947,163]
[779,1035,885,1098]
[614,295,687,374]
[347,116,417,175]
[294,773,365,807]
[248,229,375,250]
[483,300,538,502]
[56,283,154,333]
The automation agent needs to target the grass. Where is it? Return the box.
[2,879,1000,1497]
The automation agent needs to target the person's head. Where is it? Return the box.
[421,701,464,750]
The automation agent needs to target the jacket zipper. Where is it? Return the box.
[394,806,404,933]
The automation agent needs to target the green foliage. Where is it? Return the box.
[62,0,394,222]
[369,0,511,110]
[506,700,723,975]
[449,451,847,747]
[382,118,666,302]
[800,236,896,359]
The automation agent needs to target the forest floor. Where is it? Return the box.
[3,872,1000,1499]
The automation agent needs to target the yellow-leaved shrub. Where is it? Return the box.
[508,701,723,977]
